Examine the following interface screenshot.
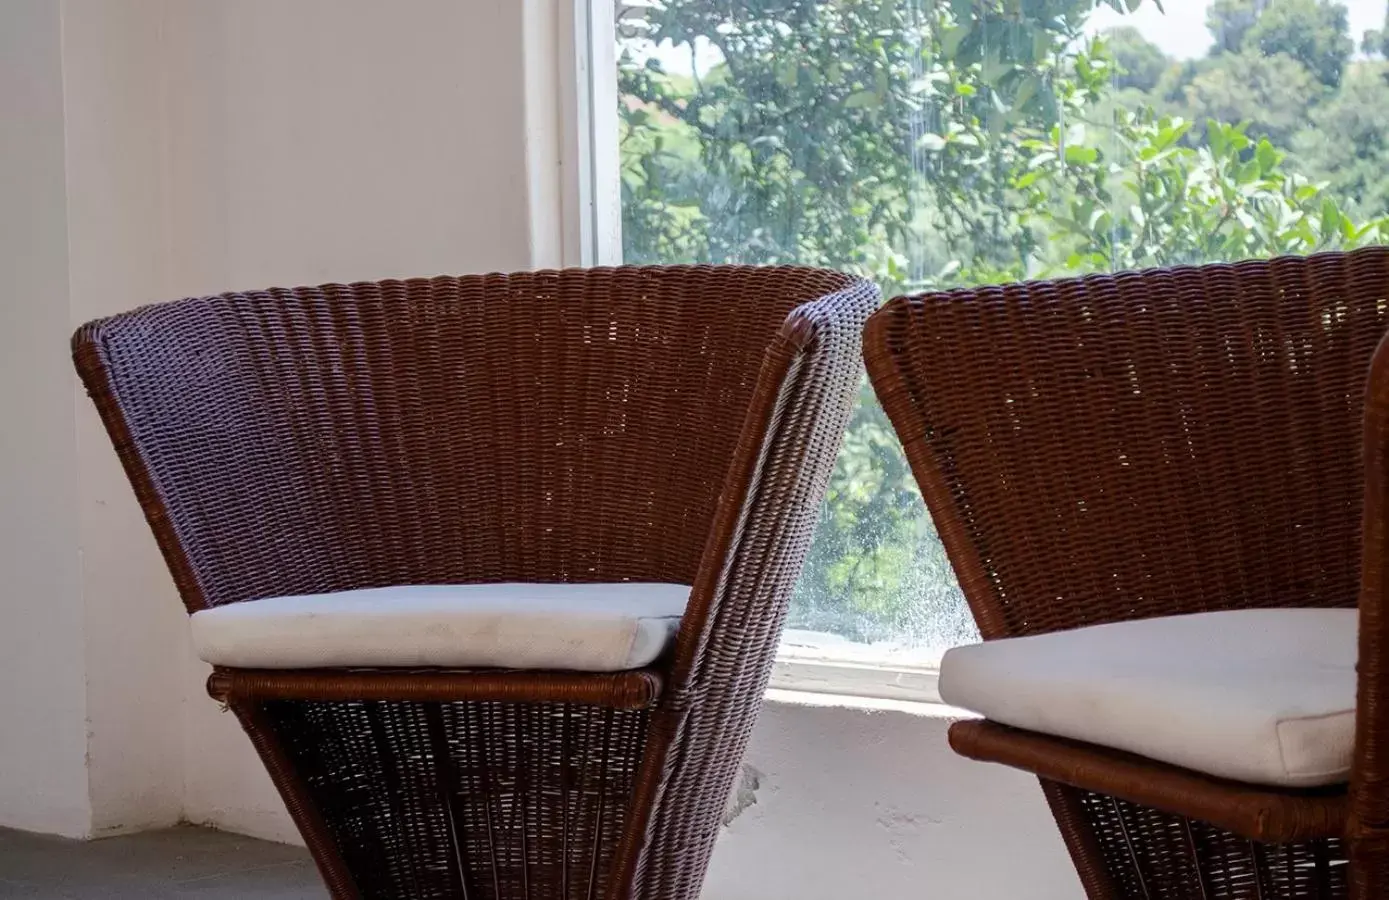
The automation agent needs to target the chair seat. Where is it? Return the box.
[191,583,690,672]
[939,608,1357,787]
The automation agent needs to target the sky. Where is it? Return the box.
[640,0,1389,74]
[1087,0,1385,58]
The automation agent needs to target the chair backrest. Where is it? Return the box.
[74,266,861,612]
[866,248,1389,640]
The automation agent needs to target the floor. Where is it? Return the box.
[0,826,325,899]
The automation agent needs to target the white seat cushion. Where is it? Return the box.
[191,583,690,672]
[939,608,1357,787]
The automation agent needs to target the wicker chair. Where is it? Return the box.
[72,266,878,900]
[864,247,1389,899]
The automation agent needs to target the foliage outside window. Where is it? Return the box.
[615,0,1389,655]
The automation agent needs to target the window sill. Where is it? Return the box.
[769,629,948,705]
[770,656,943,705]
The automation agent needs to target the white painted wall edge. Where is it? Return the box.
[0,0,93,839]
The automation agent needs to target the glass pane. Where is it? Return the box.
[614,0,1388,662]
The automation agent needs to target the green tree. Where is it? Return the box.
[1181,50,1321,145]
[1363,5,1389,58]
[619,0,1113,288]
[618,0,1387,643]
[1104,26,1170,92]
[1292,63,1389,219]
[1207,0,1262,54]
[1364,28,1384,57]
[1245,0,1352,87]
[1036,115,1383,270]
[619,2,918,276]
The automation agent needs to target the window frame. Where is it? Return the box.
[561,0,622,268]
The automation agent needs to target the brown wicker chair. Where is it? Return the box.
[864,247,1389,899]
[72,266,878,900]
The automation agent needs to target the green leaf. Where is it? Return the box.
[954,82,977,96]
[1011,76,1039,111]
[1065,145,1099,165]
[1207,120,1227,158]
[980,48,1010,86]
[1353,221,1381,240]
[776,59,799,89]
[1154,121,1190,151]
[843,90,882,109]
[1015,170,1042,189]
[1255,139,1280,175]
[1321,198,1340,239]
[940,25,971,59]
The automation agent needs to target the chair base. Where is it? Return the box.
[952,720,1350,899]
[1045,780,1350,899]
[211,667,663,900]
[950,720,1347,843]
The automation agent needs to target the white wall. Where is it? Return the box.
[0,0,567,840]
[63,0,188,837]
[704,697,1082,900]
[0,0,93,839]
[162,0,558,298]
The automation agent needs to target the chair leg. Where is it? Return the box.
[229,699,364,900]
[1040,779,1127,899]
[1041,779,1353,899]
[227,696,650,900]
[424,704,473,899]
[1349,831,1389,900]
[1180,819,1212,900]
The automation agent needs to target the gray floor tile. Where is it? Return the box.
[171,861,325,898]
[0,826,326,899]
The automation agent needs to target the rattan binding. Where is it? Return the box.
[73,265,879,900]
[865,247,1389,899]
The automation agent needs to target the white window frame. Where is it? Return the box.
[560,0,623,268]
[559,2,944,705]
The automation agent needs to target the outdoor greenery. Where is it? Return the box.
[616,0,1389,646]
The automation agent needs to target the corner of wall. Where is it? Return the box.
[0,0,94,841]
[62,0,185,837]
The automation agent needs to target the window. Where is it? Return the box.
[596,0,1389,675]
